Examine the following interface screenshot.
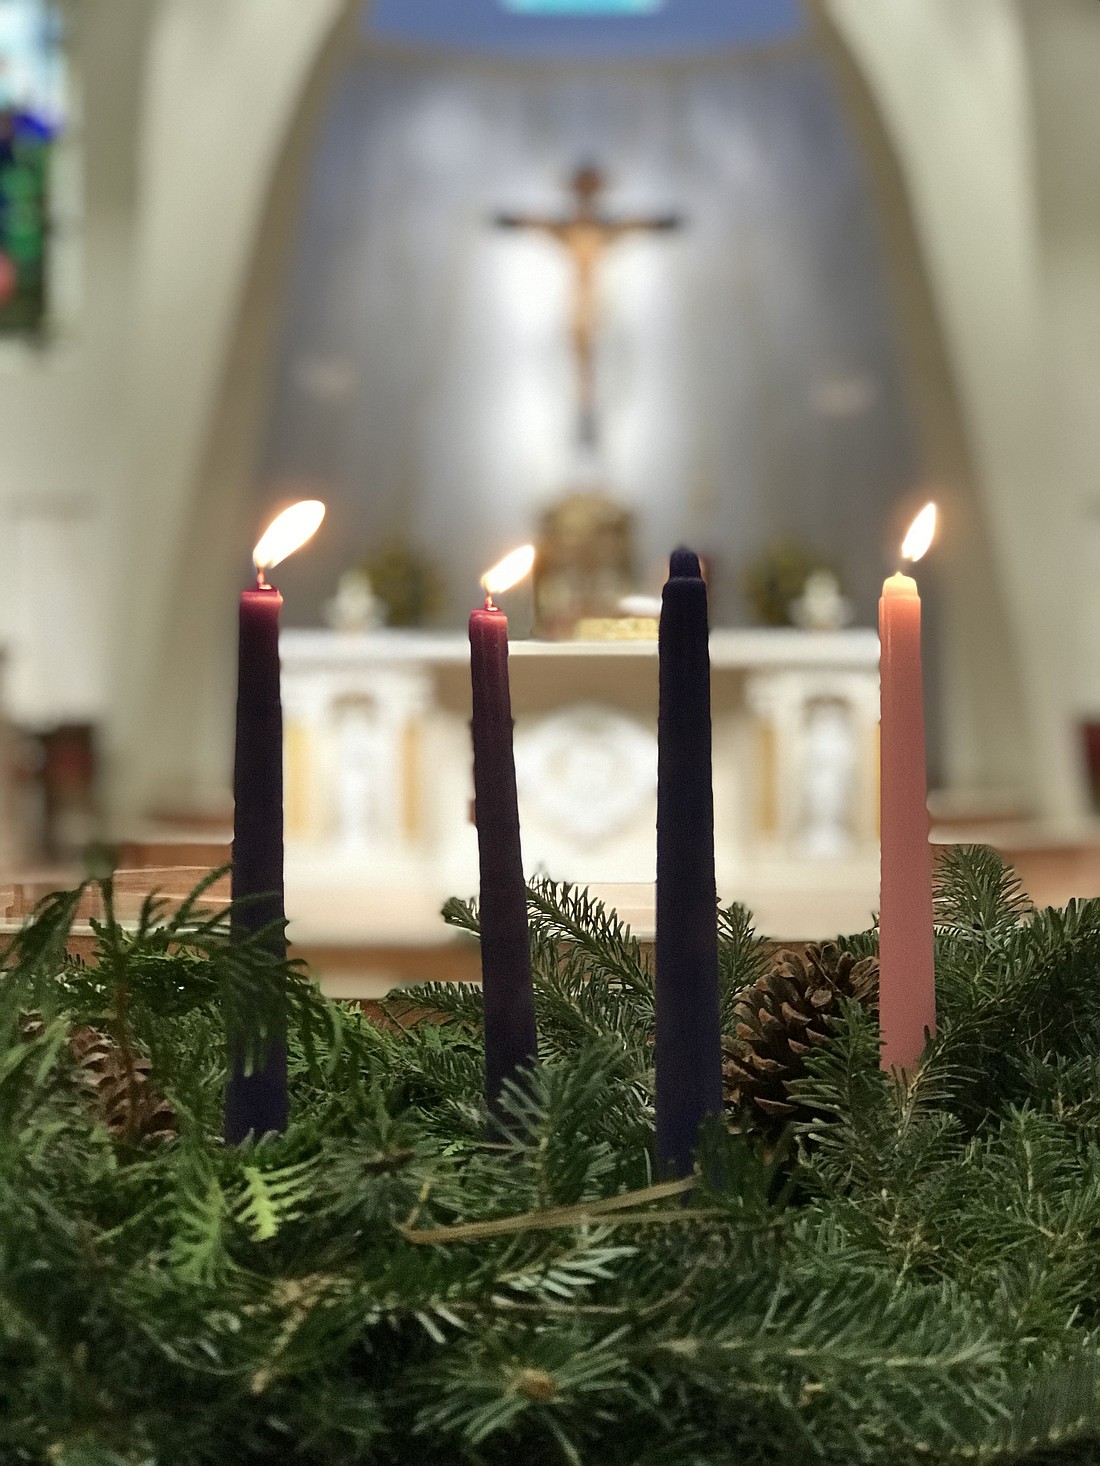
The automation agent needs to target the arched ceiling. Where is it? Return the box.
[365,0,804,61]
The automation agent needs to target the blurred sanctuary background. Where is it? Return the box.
[1,0,1100,988]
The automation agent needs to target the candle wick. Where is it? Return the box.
[484,593,495,611]
[256,567,267,589]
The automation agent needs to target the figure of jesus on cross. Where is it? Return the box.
[495,164,682,448]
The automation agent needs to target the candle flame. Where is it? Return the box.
[253,500,326,573]
[901,502,937,564]
[481,544,535,598]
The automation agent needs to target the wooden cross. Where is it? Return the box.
[496,164,681,447]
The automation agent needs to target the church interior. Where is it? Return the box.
[2,0,1100,997]
[9,4,1100,1457]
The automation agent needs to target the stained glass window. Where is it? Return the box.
[367,0,804,58]
[502,0,664,13]
[0,0,65,335]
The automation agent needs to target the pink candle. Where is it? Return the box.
[878,503,937,1073]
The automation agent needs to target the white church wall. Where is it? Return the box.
[0,0,358,821]
[1018,1,1100,732]
[826,0,1089,820]
[104,0,358,822]
[0,0,1094,830]
[0,0,150,730]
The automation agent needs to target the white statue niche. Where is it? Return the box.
[798,696,857,858]
[331,695,388,850]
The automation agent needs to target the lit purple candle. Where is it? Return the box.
[225,500,324,1144]
[469,545,538,1117]
[654,547,722,1178]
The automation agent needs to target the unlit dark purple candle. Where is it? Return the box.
[469,598,538,1117]
[224,583,289,1143]
[654,547,722,1179]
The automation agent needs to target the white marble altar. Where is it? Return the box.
[281,627,881,949]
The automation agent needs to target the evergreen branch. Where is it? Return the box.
[167,862,233,934]
[387,982,485,1029]
[525,879,651,995]
[235,1157,321,1242]
[934,844,1034,942]
[2,865,1100,1462]
[0,882,89,1002]
[399,1178,693,1244]
[717,902,769,1029]
[441,895,480,938]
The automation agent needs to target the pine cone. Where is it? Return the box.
[68,1025,177,1145]
[722,943,877,1134]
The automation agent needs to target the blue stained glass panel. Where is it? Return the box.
[0,0,65,335]
[503,0,663,13]
[367,0,804,60]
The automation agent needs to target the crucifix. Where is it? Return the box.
[495,164,682,448]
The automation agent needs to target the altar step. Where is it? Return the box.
[6,824,1100,1000]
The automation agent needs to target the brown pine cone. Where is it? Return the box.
[722,943,877,1134]
[68,1025,177,1145]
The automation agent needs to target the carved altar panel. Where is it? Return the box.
[514,703,658,881]
[279,628,880,942]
